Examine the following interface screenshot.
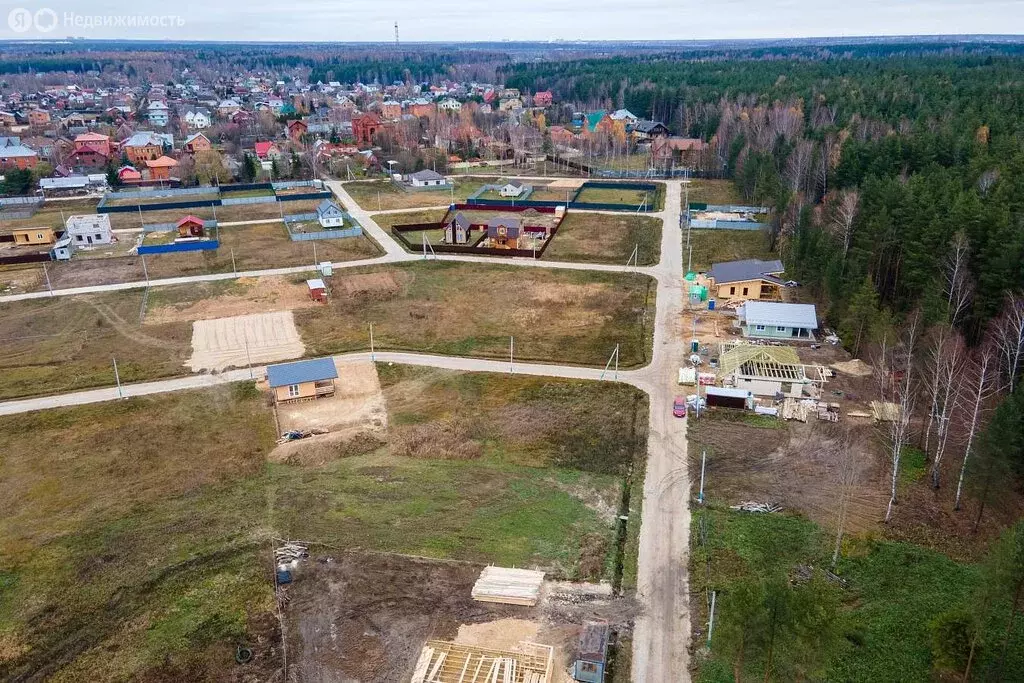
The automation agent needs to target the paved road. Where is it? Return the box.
[0,350,639,416]
[0,177,694,682]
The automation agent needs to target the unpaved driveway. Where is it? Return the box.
[187,310,304,372]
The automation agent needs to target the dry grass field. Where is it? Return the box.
[294,261,656,367]
[0,367,648,680]
[544,212,662,266]
[343,178,488,211]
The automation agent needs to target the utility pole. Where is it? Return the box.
[112,357,123,398]
[369,323,375,361]
[42,263,53,295]
[698,449,707,503]
[230,247,237,275]
[243,334,253,379]
[509,336,514,374]
[706,590,717,647]
[140,254,149,283]
[312,241,318,269]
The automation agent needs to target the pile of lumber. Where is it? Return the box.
[870,401,901,422]
[472,567,544,606]
[730,501,782,513]
[472,566,545,606]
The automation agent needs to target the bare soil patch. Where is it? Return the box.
[338,271,403,298]
[187,310,304,372]
[283,552,523,683]
[270,360,388,463]
[146,276,315,324]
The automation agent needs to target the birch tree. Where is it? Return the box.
[955,346,997,511]
[831,428,858,570]
[829,189,860,263]
[943,232,974,327]
[886,311,921,523]
[923,328,966,489]
[992,293,1024,393]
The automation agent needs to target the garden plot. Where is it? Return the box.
[187,310,304,372]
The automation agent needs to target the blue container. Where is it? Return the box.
[708,299,716,311]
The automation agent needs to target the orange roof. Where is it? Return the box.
[75,132,109,141]
[145,155,178,168]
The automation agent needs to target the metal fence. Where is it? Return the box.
[220,195,277,206]
[390,205,565,259]
[689,219,769,231]
[289,226,363,242]
[142,219,219,232]
[137,240,220,255]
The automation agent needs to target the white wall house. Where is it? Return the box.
[147,101,169,127]
[315,199,346,228]
[407,169,448,188]
[65,214,113,246]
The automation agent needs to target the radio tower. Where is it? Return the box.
[394,21,399,47]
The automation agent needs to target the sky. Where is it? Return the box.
[3,0,1023,41]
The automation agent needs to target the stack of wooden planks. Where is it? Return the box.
[410,640,552,683]
[471,566,545,607]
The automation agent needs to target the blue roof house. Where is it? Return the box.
[266,358,338,403]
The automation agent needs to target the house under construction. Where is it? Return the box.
[411,640,554,683]
[719,344,829,398]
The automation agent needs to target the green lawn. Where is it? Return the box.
[0,367,649,680]
[545,212,662,266]
[686,228,776,272]
[575,185,662,210]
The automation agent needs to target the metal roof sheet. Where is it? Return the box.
[741,301,818,329]
[266,358,337,388]
[707,259,784,284]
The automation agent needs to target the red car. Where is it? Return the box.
[672,396,687,418]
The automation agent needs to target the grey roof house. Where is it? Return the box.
[737,301,818,340]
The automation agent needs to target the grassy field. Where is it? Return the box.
[0,198,99,230]
[574,185,661,210]
[687,179,743,206]
[686,228,776,272]
[294,261,656,367]
[544,212,662,266]
[0,291,192,400]
[0,367,648,680]
[7,222,381,293]
[104,199,324,229]
[102,192,220,207]
[689,508,1024,682]
[343,178,488,211]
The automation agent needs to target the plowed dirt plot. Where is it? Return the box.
[187,310,304,372]
[284,552,524,683]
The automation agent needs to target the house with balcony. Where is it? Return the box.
[266,358,338,404]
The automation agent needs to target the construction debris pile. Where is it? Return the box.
[730,501,782,513]
[781,398,840,422]
[471,567,545,607]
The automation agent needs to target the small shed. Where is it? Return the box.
[176,215,205,238]
[306,278,327,303]
[12,227,55,245]
[444,212,471,244]
[266,358,338,403]
[572,620,610,682]
[50,234,73,261]
[705,386,754,410]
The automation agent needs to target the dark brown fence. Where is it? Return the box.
[391,207,566,260]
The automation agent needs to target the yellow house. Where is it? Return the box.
[706,259,785,302]
[12,227,56,246]
[266,358,338,404]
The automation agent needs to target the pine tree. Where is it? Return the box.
[840,276,881,355]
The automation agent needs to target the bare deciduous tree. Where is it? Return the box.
[978,168,999,197]
[885,311,921,523]
[829,189,860,263]
[923,328,966,489]
[992,293,1024,393]
[955,346,997,511]
[831,427,859,570]
[944,232,974,327]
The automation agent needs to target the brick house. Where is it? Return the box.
[183,133,212,154]
[351,113,383,145]
[287,119,308,143]
[532,91,553,107]
[380,100,402,120]
[28,109,51,127]
[122,132,169,165]
[145,155,178,181]
[0,139,38,170]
